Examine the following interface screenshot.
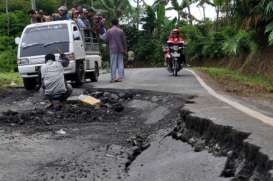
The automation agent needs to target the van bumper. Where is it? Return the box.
[18,61,76,78]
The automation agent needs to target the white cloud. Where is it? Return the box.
[129,0,216,21]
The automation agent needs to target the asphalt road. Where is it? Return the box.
[94,68,273,180]
[1,68,273,181]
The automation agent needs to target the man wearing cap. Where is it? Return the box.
[53,6,71,21]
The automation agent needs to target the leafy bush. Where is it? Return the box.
[0,36,17,72]
[181,24,258,60]
[133,36,164,66]
[182,25,207,60]
[201,31,225,58]
[0,49,17,72]
[222,30,258,56]
[0,11,29,36]
[265,21,273,45]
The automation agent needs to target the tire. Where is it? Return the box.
[173,59,178,77]
[23,78,37,90]
[174,69,178,76]
[90,62,99,82]
[73,61,85,87]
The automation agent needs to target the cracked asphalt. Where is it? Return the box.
[0,68,272,181]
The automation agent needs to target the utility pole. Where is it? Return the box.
[64,0,67,7]
[31,0,36,10]
[5,0,10,35]
[91,0,93,7]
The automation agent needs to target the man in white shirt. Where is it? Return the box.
[41,53,72,109]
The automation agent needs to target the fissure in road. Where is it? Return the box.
[0,88,271,181]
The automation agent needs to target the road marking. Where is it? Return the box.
[186,68,273,127]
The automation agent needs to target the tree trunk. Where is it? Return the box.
[5,0,9,35]
[187,6,193,25]
[216,7,219,21]
[202,5,206,21]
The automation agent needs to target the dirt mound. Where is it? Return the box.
[0,91,135,128]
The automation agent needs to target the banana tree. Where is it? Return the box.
[98,0,132,18]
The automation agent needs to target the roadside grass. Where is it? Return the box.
[197,67,273,92]
[0,72,22,88]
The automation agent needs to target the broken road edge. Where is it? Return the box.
[168,109,272,181]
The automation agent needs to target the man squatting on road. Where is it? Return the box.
[100,18,127,83]
[41,53,72,109]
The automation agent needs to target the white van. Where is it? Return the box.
[16,20,101,90]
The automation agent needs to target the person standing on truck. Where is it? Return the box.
[87,7,96,28]
[53,6,71,21]
[41,53,72,110]
[76,9,88,30]
[100,18,127,82]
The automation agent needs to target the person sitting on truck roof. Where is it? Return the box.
[28,10,42,23]
[53,6,71,21]
[41,53,72,110]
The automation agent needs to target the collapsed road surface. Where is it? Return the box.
[1,68,273,180]
[0,88,228,181]
[94,68,273,180]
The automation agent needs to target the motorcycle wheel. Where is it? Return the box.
[174,59,178,77]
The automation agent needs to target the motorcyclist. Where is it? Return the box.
[164,28,186,72]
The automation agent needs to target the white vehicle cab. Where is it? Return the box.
[15,20,101,90]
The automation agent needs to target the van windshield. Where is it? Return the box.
[20,24,69,57]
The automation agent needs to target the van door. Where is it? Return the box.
[72,25,85,60]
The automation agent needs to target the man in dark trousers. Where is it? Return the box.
[100,18,127,82]
[41,53,72,110]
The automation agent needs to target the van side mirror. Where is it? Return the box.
[73,31,81,41]
[15,37,21,45]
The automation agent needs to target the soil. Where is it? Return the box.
[191,47,273,78]
[0,87,186,181]
[196,69,273,103]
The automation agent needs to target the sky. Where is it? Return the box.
[129,0,216,21]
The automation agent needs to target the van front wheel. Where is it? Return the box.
[73,61,85,87]
[23,78,37,90]
[90,62,99,82]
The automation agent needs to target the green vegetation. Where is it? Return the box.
[198,67,273,92]
[0,72,22,88]
[1,0,273,71]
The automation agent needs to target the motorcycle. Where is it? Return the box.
[165,43,185,76]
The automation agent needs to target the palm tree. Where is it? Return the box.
[168,0,196,24]
[197,0,207,21]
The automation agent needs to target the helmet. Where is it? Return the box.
[172,28,180,36]
[172,28,180,32]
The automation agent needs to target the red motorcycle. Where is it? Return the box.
[164,35,186,76]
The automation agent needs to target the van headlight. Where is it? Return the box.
[17,58,29,65]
